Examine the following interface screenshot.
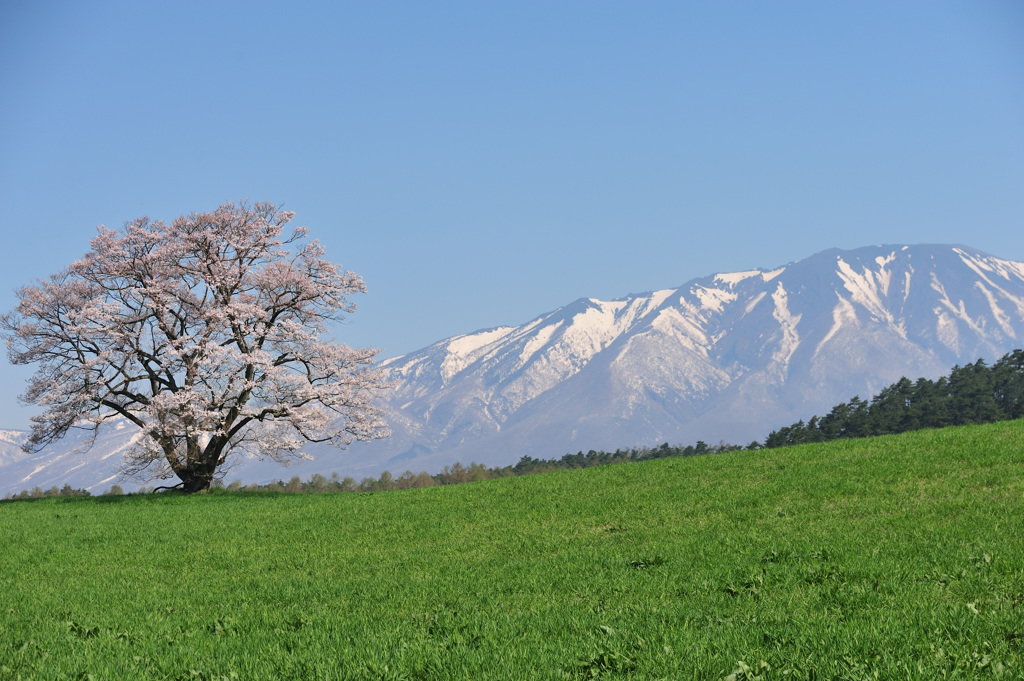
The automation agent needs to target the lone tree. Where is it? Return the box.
[1,201,389,492]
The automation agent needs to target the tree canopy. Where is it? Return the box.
[1,201,389,492]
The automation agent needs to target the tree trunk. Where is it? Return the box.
[180,471,214,493]
[169,436,221,493]
[172,450,218,493]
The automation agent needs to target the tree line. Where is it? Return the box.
[5,349,1022,500]
[2,442,743,499]
[182,442,742,494]
[762,349,1024,448]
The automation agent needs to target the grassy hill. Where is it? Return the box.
[1,420,1022,679]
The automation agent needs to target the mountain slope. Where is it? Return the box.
[2,243,1023,494]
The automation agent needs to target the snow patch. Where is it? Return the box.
[518,321,563,365]
[770,282,801,368]
[441,326,516,381]
[692,285,737,313]
[954,249,1024,288]
[815,295,858,355]
[836,256,896,326]
[744,291,767,315]
[875,251,896,269]
[89,474,121,492]
[446,326,516,359]
[564,305,626,355]
[588,298,628,314]
[99,431,143,461]
[934,310,960,352]
[953,250,1024,319]
[761,268,785,282]
[974,281,1016,338]
[875,253,895,295]
[930,273,985,338]
[993,257,1024,282]
[714,270,760,287]
[21,464,48,483]
[649,307,710,351]
[647,289,675,309]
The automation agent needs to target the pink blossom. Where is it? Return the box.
[1,201,389,492]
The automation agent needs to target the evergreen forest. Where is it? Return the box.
[762,348,1024,448]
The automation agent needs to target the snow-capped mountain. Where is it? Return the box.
[2,244,1023,495]
[367,244,1024,472]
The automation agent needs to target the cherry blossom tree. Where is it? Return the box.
[1,201,389,492]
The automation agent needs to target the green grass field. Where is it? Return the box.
[2,420,1023,680]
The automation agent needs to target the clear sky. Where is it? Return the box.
[1,1,1022,431]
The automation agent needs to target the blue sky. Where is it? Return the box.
[1,1,1022,430]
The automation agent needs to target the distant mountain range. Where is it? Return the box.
[3,244,1024,496]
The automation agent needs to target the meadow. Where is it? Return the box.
[1,420,1022,680]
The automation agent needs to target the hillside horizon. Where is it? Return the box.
[2,242,1024,495]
